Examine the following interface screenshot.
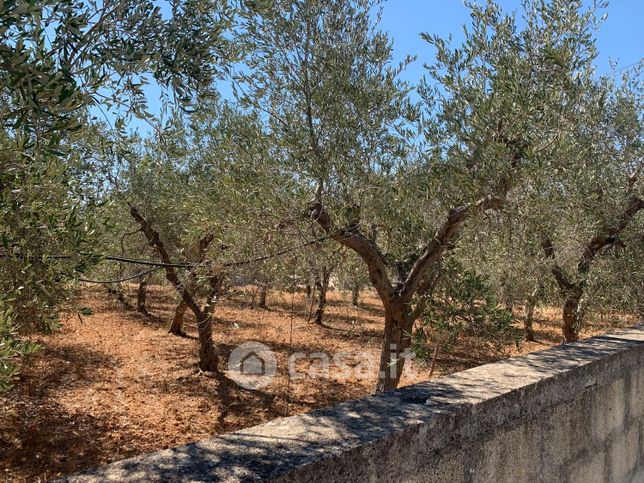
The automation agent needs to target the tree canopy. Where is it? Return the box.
[0,0,641,392]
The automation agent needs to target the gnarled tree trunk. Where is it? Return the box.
[542,190,642,342]
[197,297,219,372]
[375,299,413,393]
[169,299,188,335]
[307,165,516,393]
[351,283,360,307]
[313,267,330,326]
[258,284,268,309]
[524,298,536,342]
[523,284,542,342]
[136,276,150,315]
[129,204,220,374]
[561,288,583,343]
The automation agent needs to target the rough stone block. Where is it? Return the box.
[593,378,626,442]
[641,419,644,461]
[472,424,541,483]
[569,451,606,483]
[609,425,639,483]
[414,449,465,483]
[629,366,644,420]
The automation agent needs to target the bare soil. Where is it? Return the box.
[0,285,636,481]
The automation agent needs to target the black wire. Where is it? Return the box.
[0,228,371,286]
[221,235,331,267]
[78,266,164,284]
[100,255,194,268]
[0,234,337,272]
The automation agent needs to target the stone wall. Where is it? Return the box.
[61,325,644,482]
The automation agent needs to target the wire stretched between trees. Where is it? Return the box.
[0,233,342,284]
[78,266,164,284]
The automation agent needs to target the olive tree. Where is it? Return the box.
[538,73,642,341]
[0,0,233,387]
[102,101,297,373]
[239,0,600,392]
[457,63,642,343]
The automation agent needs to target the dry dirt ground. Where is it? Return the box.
[0,285,637,481]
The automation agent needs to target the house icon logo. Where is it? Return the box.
[227,342,277,389]
[240,352,265,375]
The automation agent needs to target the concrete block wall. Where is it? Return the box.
[61,325,644,482]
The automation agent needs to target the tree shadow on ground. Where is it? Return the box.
[0,344,121,481]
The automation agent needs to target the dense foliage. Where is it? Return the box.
[0,0,232,387]
[0,0,641,392]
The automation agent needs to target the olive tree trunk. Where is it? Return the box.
[351,283,360,307]
[523,284,542,342]
[308,182,511,392]
[542,192,642,342]
[136,276,150,315]
[524,297,536,342]
[375,299,414,393]
[197,295,219,372]
[129,204,220,374]
[313,268,330,326]
[169,299,188,335]
[258,284,268,309]
[561,289,583,343]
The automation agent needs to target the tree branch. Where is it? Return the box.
[541,236,576,292]
[577,195,643,276]
[307,200,395,307]
[128,204,204,318]
[401,177,512,302]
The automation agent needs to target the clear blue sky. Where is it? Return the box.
[380,0,643,86]
[118,0,644,133]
